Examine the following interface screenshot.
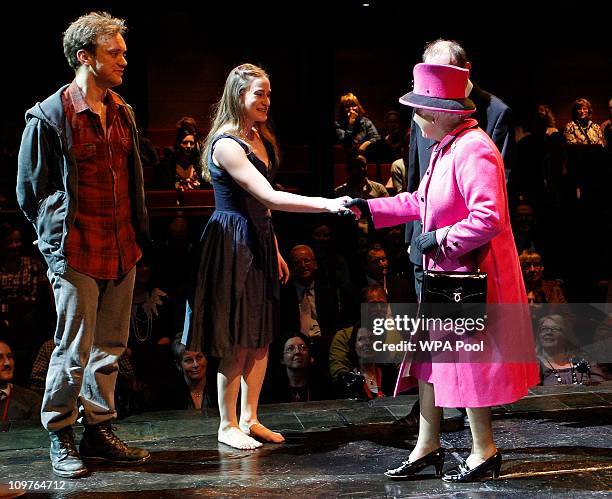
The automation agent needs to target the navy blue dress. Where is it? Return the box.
[182,134,280,358]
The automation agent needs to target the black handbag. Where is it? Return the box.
[422,226,487,331]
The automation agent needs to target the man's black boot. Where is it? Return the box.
[79,422,150,465]
[49,426,88,478]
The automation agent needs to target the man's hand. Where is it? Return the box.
[142,288,168,318]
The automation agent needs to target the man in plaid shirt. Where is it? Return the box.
[17,12,149,478]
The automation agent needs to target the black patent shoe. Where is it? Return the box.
[442,451,502,483]
[80,422,150,466]
[384,447,445,480]
[49,427,88,478]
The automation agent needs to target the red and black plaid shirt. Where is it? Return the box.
[62,81,141,280]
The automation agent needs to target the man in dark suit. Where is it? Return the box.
[405,39,514,299]
[280,245,341,364]
[0,340,42,423]
[399,39,514,430]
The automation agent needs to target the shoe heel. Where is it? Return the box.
[491,454,502,479]
[434,461,444,477]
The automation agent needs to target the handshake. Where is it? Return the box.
[332,197,439,254]
[329,196,370,219]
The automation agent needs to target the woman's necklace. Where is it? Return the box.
[575,121,592,144]
[130,304,152,342]
[544,357,577,384]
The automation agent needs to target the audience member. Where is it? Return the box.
[27,338,140,419]
[601,97,612,149]
[0,224,52,383]
[151,216,197,335]
[0,224,49,331]
[138,129,160,169]
[512,106,567,204]
[536,104,560,136]
[329,286,396,399]
[589,313,612,380]
[389,156,408,194]
[376,110,409,162]
[127,259,177,410]
[281,245,344,364]
[265,333,333,403]
[381,226,412,279]
[159,116,204,190]
[309,220,352,290]
[0,339,41,422]
[360,243,414,304]
[519,249,567,304]
[170,344,210,410]
[334,153,389,199]
[335,93,381,155]
[536,314,606,385]
[563,98,605,146]
[511,201,543,254]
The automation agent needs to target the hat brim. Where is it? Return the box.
[399,91,476,115]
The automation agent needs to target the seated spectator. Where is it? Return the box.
[0,224,52,383]
[0,224,48,331]
[563,98,605,146]
[511,201,545,254]
[335,92,381,155]
[536,314,606,385]
[159,117,204,190]
[601,97,612,149]
[329,286,397,399]
[169,344,210,410]
[334,153,389,200]
[536,104,560,136]
[519,249,567,304]
[0,339,41,423]
[309,220,352,289]
[388,156,408,194]
[151,216,196,335]
[266,333,333,403]
[281,245,343,364]
[126,259,179,411]
[381,226,411,279]
[28,338,140,419]
[138,128,160,169]
[512,106,567,203]
[590,313,612,380]
[376,110,410,162]
[359,242,414,304]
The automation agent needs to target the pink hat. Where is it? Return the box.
[399,63,476,115]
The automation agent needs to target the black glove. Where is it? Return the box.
[414,230,438,254]
[345,198,371,219]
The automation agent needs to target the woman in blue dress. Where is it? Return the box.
[183,64,351,450]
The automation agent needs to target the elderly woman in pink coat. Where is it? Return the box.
[347,63,539,483]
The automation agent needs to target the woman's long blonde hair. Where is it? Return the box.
[202,63,280,183]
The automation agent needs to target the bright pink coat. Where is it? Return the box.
[368,119,539,407]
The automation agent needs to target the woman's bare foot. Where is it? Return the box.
[218,426,262,450]
[240,422,285,443]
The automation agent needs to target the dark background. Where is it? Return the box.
[5,1,611,153]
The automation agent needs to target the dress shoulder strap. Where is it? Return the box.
[211,133,250,155]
